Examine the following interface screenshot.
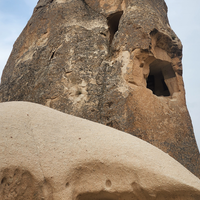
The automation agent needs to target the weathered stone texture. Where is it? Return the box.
[0,0,200,177]
[1,101,200,200]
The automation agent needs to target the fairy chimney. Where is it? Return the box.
[0,0,199,177]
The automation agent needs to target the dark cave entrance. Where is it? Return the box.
[107,11,123,44]
[146,59,177,97]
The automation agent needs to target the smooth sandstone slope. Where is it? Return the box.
[0,0,199,177]
[0,101,200,200]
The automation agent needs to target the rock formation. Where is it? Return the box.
[1,101,200,200]
[0,0,199,177]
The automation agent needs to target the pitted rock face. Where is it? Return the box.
[0,0,199,177]
[1,102,200,200]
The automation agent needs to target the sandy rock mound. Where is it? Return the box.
[0,101,200,199]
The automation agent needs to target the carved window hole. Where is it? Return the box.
[147,59,178,97]
[107,11,123,44]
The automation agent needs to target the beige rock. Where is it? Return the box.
[0,101,200,200]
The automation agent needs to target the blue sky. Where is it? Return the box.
[0,0,200,149]
[165,0,200,149]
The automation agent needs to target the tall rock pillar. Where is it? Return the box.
[0,0,199,177]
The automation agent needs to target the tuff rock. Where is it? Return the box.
[0,0,200,177]
[1,101,200,200]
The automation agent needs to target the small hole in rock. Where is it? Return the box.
[150,28,158,36]
[107,11,123,44]
[100,32,107,37]
[66,182,69,187]
[50,51,55,60]
[106,179,112,187]
[107,102,113,108]
[14,169,19,176]
[1,177,6,184]
[140,63,144,68]
[76,90,82,96]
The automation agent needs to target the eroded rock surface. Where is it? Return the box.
[1,101,200,200]
[0,0,199,177]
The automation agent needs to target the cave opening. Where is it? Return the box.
[107,11,123,44]
[146,59,177,97]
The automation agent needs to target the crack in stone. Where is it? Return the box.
[97,62,109,123]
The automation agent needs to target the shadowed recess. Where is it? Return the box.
[107,11,123,44]
[147,59,177,97]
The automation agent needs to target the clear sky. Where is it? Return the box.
[0,0,199,149]
[165,0,200,150]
